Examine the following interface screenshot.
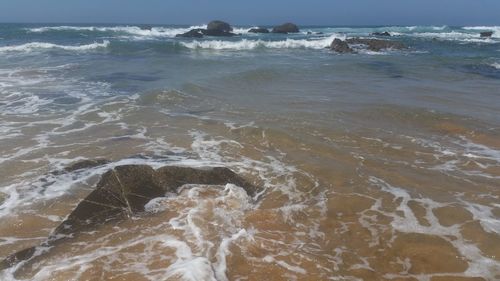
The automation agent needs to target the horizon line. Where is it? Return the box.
[1,21,498,27]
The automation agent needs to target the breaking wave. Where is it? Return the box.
[181,34,342,50]
[25,25,253,39]
[0,41,110,53]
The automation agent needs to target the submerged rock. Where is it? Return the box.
[176,28,205,38]
[248,27,269,33]
[140,25,153,31]
[372,31,391,37]
[346,38,407,51]
[329,38,407,53]
[64,159,110,173]
[480,31,493,38]
[49,159,110,176]
[272,23,300,34]
[0,165,256,270]
[330,38,354,53]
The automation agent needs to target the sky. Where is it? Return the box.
[0,0,499,26]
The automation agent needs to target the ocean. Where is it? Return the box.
[0,23,499,280]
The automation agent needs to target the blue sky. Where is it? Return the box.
[0,0,499,25]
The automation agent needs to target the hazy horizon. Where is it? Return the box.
[1,0,500,26]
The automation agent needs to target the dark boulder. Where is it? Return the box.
[272,23,300,34]
[207,20,233,33]
[346,38,407,52]
[248,27,269,33]
[1,165,256,271]
[330,38,354,53]
[480,31,493,38]
[176,29,205,38]
[140,25,153,31]
[372,32,391,37]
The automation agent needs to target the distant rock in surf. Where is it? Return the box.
[272,23,300,34]
[480,31,493,38]
[372,31,391,37]
[346,38,407,52]
[330,38,354,53]
[329,38,407,53]
[248,27,269,33]
[207,20,233,33]
[0,165,256,271]
[140,25,153,31]
[176,28,205,38]
[176,20,236,38]
[202,29,236,37]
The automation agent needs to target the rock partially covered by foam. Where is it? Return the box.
[64,159,110,173]
[140,25,153,31]
[176,28,205,38]
[372,31,391,37]
[480,31,493,38]
[330,38,407,53]
[272,23,300,34]
[248,27,269,34]
[330,38,354,53]
[0,165,256,270]
[346,38,407,52]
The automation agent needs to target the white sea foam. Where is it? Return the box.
[463,26,500,38]
[25,25,257,40]
[369,177,500,281]
[26,25,256,36]
[491,62,500,69]
[405,25,448,31]
[181,34,343,50]
[0,41,109,53]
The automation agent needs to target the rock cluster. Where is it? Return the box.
[330,38,407,53]
[176,21,300,38]
[176,20,236,38]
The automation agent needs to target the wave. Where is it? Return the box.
[407,31,498,43]
[181,35,342,50]
[462,26,500,38]
[491,62,500,69]
[29,25,203,37]
[0,41,109,53]
[25,25,255,39]
[405,25,448,31]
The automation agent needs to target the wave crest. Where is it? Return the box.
[0,41,110,53]
[181,35,342,50]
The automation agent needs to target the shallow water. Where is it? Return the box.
[0,24,499,280]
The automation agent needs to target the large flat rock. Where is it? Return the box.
[1,165,256,271]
